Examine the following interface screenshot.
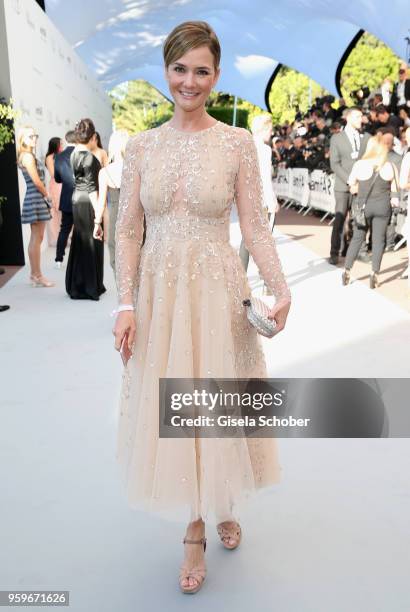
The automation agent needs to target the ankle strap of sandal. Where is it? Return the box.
[183,536,207,545]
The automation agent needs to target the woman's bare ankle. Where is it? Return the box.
[186,518,204,534]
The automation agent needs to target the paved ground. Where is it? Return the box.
[0,210,409,611]
[277,206,410,313]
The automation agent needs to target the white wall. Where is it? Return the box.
[3,0,112,251]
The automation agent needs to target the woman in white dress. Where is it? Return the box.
[94,130,129,277]
[112,21,291,594]
[238,113,279,278]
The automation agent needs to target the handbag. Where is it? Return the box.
[242,297,278,338]
[350,170,379,230]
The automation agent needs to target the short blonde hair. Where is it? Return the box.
[108,130,129,162]
[163,21,221,71]
[361,134,388,170]
[251,114,272,135]
[16,125,36,159]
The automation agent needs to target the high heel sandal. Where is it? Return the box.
[179,536,207,594]
[217,521,242,550]
[369,272,379,289]
[30,274,55,288]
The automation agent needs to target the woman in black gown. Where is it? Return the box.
[66,118,106,300]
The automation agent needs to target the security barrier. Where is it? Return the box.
[273,168,407,236]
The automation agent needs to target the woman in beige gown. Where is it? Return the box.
[113,20,291,594]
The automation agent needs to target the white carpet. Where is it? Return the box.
[0,219,409,612]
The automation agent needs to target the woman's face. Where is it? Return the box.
[24,129,38,149]
[165,45,220,112]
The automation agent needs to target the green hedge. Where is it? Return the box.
[207,106,249,128]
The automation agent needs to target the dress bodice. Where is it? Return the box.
[115,120,291,307]
[19,156,45,186]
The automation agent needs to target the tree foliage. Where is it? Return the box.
[268,69,325,125]
[268,32,401,123]
[0,98,20,207]
[0,98,20,153]
[109,81,173,133]
[340,32,401,103]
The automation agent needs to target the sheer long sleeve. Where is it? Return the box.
[257,140,277,213]
[115,135,145,306]
[235,129,291,305]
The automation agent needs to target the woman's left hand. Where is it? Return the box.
[267,299,291,334]
[93,223,103,240]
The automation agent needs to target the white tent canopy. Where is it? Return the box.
[45,0,409,109]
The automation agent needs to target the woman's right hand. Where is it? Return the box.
[93,223,104,241]
[113,310,136,352]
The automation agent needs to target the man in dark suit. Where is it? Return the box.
[329,107,370,264]
[54,130,76,267]
[390,65,410,114]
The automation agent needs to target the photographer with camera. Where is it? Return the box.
[375,105,402,137]
[398,106,410,129]
[286,136,307,168]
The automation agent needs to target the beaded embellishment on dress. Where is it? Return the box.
[114,120,290,522]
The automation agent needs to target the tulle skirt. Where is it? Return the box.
[116,220,282,524]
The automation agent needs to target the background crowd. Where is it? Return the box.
[269,62,410,287]
[1,62,409,313]
[271,63,410,173]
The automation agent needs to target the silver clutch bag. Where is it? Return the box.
[242,297,278,338]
